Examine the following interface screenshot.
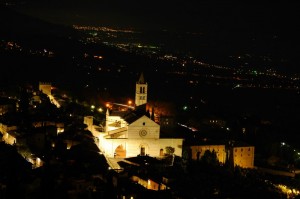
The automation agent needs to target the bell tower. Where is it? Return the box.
[135,72,147,107]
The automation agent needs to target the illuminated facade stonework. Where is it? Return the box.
[190,143,255,168]
[85,73,183,158]
[0,123,18,145]
[232,146,255,168]
[86,114,183,158]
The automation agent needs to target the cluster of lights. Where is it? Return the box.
[276,184,300,197]
[90,105,104,113]
[74,24,300,92]
[280,141,300,161]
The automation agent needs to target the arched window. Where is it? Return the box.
[140,146,146,156]
[160,149,164,156]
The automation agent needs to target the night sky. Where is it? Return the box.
[5,1,300,33]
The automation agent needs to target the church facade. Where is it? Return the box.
[85,73,183,158]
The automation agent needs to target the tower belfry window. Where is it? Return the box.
[142,87,145,93]
[140,87,143,93]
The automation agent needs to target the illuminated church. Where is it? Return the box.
[84,73,183,158]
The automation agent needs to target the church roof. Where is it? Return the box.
[123,110,144,124]
[109,105,149,124]
[137,72,146,84]
[109,110,131,118]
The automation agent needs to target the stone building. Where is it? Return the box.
[85,73,183,158]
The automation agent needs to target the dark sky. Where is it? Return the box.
[5,0,300,33]
[2,0,300,74]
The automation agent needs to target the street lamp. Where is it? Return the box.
[128,100,132,105]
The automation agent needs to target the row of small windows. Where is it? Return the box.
[235,154,251,157]
[235,148,251,152]
[139,96,146,100]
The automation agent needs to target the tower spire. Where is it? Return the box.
[137,72,145,84]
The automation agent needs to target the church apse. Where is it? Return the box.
[114,145,126,158]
